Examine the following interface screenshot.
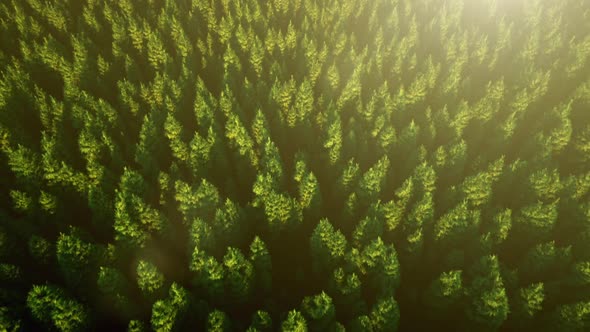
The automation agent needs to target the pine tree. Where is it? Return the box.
[136,260,165,300]
[489,210,511,248]
[423,270,464,312]
[400,192,434,260]
[337,158,360,197]
[434,201,480,251]
[135,113,165,180]
[295,80,314,125]
[207,309,232,332]
[5,144,41,188]
[358,237,401,297]
[213,199,244,246]
[97,266,134,318]
[189,217,216,253]
[549,300,590,332]
[114,169,166,249]
[459,161,502,210]
[150,283,192,332]
[519,241,572,283]
[301,291,336,331]
[511,282,544,327]
[357,155,389,204]
[252,109,271,147]
[352,214,383,249]
[128,320,148,332]
[528,168,562,202]
[513,200,559,244]
[56,229,100,289]
[571,261,590,288]
[27,284,90,332]
[175,179,220,225]
[223,247,254,304]
[324,113,342,165]
[383,177,415,232]
[28,235,54,266]
[465,255,509,331]
[190,248,225,301]
[226,111,258,167]
[310,219,347,275]
[260,138,285,185]
[0,306,21,332]
[281,310,307,332]
[250,236,272,294]
[369,297,400,332]
[164,111,190,163]
[328,266,365,319]
[262,191,300,234]
[146,29,170,72]
[297,169,321,215]
[189,127,216,179]
[248,310,272,331]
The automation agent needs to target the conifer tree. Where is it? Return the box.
[281,310,307,332]
[301,291,336,331]
[1,0,590,330]
[207,309,232,332]
[465,255,509,331]
[248,310,272,331]
[423,270,464,312]
[135,113,165,180]
[310,219,347,275]
[511,282,544,327]
[27,284,90,332]
[369,296,400,332]
[150,283,192,332]
[56,229,100,289]
[549,300,590,332]
[357,155,389,204]
[97,266,134,318]
[226,111,258,167]
[434,201,480,251]
[223,247,254,304]
[136,260,165,300]
[250,236,272,294]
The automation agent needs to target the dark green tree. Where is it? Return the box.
[511,282,544,327]
[248,310,272,332]
[310,219,347,275]
[97,266,134,318]
[423,270,464,313]
[150,283,192,332]
[223,247,254,304]
[27,284,90,332]
[465,255,509,331]
[281,310,307,332]
[301,291,336,331]
[190,248,225,301]
[207,309,231,332]
[369,297,400,332]
[136,260,165,300]
[250,236,272,294]
[56,229,100,289]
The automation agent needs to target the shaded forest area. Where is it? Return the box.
[1,0,590,330]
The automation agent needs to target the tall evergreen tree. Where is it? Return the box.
[27,285,90,332]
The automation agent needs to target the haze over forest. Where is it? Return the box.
[0,0,590,331]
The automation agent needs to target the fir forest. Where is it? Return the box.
[1,0,590,330]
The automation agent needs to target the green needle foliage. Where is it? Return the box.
[1,0,590,331]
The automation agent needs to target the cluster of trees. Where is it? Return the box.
[0,0,589,330]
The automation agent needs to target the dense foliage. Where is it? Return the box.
[1,0,590,330]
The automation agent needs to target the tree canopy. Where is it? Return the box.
[1,0,589,330]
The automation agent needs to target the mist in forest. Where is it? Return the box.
[0,0,589,331]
